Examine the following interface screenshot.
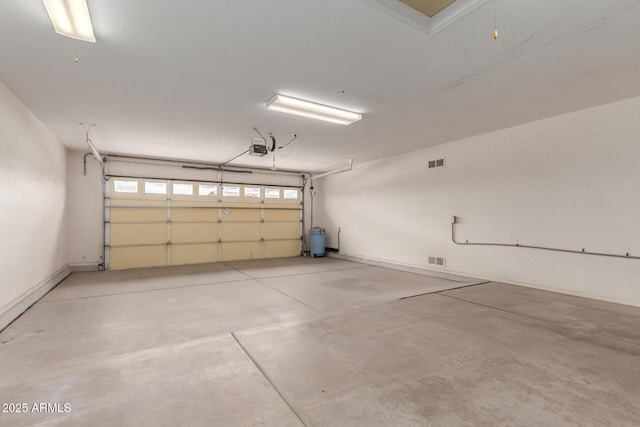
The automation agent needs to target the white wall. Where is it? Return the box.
[66,150,104,267]
[315,96,640,307]
[0,80,68,318]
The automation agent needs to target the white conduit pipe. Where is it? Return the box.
[80,122,103,169]
[311,158,354,180]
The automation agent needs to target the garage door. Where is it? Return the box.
[105,177,302,270]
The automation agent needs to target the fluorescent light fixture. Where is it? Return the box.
[43,0,95,42]
[266,94,362,125]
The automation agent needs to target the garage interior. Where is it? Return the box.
[1,0,640,425]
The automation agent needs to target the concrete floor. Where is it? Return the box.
[1,257,639,426]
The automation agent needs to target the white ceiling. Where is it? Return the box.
[1,0,639,172]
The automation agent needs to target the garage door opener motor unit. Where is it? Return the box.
[249,138,268,156]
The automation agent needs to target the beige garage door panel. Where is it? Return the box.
[263,209,300,221]
[111,223,167,246]
[264,240,300,258]
[220,207,261,222]
[221,223,261,242]
[110,199,167,207]
[171,207,217,222]
[111,207,167,222]
[172,223,218,244]
[107,178,302,269]
[110,246,167,270]
[221,242,261,261]
[172,200,216,207]
[172,243,218,265]
[264,222,300,240]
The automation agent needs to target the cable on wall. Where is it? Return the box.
[451,216,640,260]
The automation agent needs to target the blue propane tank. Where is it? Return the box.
[309,227,326,257]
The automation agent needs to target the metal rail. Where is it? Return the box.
[104,153,307,175]
[451,216,640,260]
[105,173,304,189]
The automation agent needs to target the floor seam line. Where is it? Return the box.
[254,278,324,316]
[438,293,548,322]
[230,332,309,427]
[222,265,371,281]
[213,263,322,314]
[38,276,257,303]
[221,262,258,280]
[399,281,490,300]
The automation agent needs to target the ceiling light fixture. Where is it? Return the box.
[266,94,362,125]
[42,0,96,42]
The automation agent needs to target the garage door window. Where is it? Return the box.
[145,182,167,194]
[223,186,240,197]
[199,184,217,196]
[284,189,298,199]
[265,188,280,199]
[114,180,138,193]
[244,187,261,198]
[173,183,193,195]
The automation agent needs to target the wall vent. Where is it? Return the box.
[428,158,446,168]
[428,256,446,267]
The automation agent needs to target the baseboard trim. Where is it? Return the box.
[0,263,100,332]
[69,263,101,272]
[330,253,639,308]
[328,252,483,284]
[471,276,640,309]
